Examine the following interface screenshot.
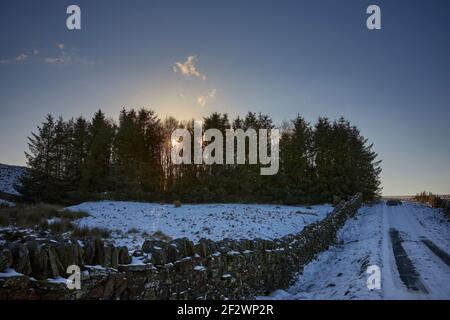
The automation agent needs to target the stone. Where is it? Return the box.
[83,240,96,265]
[118,263,153,272]
[141,240,168,265]
[103,245,112,268]
[150,247,167,266]
[167,244,180,262]
[195,238,216,257]
[185,240,196,257]
[0,248,13,271]
[55,241,82,273]
[111,246,119,269]
[46,245,63,278]
[94,239,105,266]
[118,246,132,264]
[26,241,49,280]
[8,243,31,276]
[77,243,85,268]
[174,258,193,273]
[132,249,143,257]
[170,238,195,257]
[142,240,167,253]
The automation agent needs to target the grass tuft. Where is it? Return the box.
[173,200,182,208]
[72,225,111,239]
[0,203,108,239]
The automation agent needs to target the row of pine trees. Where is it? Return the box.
[19,109,381,204]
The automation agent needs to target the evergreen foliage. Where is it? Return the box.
[20,109,382,204]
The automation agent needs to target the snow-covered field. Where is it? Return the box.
[0,163,24,196]
[67,201,333,250]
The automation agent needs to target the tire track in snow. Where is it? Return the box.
[421,239,450,268]
[389,228,428,293]
[383,202,450,299]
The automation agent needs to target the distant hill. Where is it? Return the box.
[0,163,26,197]
[383,195,450,200]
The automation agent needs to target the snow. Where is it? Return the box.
[0,199,15,207]
[194,265,206,272]
[0,163,25,196]
[260,201,450,300]
[85,265,106,271]
[66,201,333,250]
[47,277,68,284]
[129,256,147,266]
[408,202,450,253]
[381,202,450,299]
[0,268,23,278]
[260,203,383,300]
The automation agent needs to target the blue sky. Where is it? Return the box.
[0,0,449,195]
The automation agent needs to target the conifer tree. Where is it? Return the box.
[311,117,334,202]
[282,115,313,203]
[82,110,114,193]
[71,116,89,185]
[19,115,61,202]
[19,110,381,204]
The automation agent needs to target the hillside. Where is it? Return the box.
[0,163,25,197]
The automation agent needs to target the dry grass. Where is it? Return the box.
[71,225,111,238]
[0,203,61,227]
[152,230,172,241]
[173,200,182,208]
[127,227,140,234]
[58,210,90,220]
[0,203,109,239]
[0,203,89,228]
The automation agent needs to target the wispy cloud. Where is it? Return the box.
[0,53,29,65]
[44,56,71,65]
[173,55,206,80]
[43,43,81,65]
[197,89,217,107]
[43,43,71,65]
[0,43,92,66]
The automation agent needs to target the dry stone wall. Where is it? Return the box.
[0,193,362,299]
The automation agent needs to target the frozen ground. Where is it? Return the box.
[0,163,25,196]
[260,203,383,300]
[261,201,450,300]
[66,201,333,250]
[381,202,450,299]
